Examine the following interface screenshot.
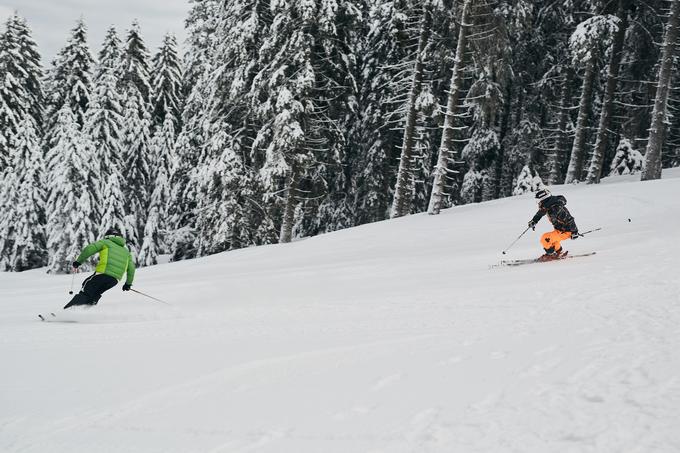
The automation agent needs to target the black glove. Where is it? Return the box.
[571,231,579,239]
[528,220,536,231]
[122,283,132,291]
[72,261,81,269]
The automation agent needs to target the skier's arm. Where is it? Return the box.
[530,209,546,225]
[75,240,105,265]
[125,254,136,286]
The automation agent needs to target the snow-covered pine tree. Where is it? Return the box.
[182,0,220,94]
[303,1,362,237]
[512,165,544,196]
[168,0,220,261]
[137,206,161,266]
[95,27,122,81]
[460,128,501,203]
[0,21,26,171]
[526,2,586,186]
[85,65,125,226]
[609,138,643,175]
[44,19,94,129]
[120,86,153,244]
[98,172,133,241]
[352,0,411,225]
[140,114,176,260]
[192,126,256,256]
[45,106,98,274]
[642,0,680,180]
[459,0,515,203]
[150,34,183,130]
[391,2,432,219]
[459,168,484,204]
[0,14,44,170]
[428,0,472,214]
[119,21,152,104]
[500,119,542,197]
[564,14,619,184]
[586,0,632,184]
[4,14,43,131]
[182,0,277,256]
[0,116,47,271]
[244,0,361,243]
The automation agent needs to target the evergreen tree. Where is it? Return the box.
[193,126,255,256]
[610,138,643,176]
[564,14,619,183]
[183,0,220,94]
[512,165,544,196]
[45,106,98,274]
[391,3,433,218]
[119,21,152,104]
[168,0,220,261]
[352,0,409,225]
[243,0,361,243]
[0,14,44,170]
[86,68,123,171]
[137,205,161,266]
[150,34,183,130]
[146,115,176,250]
[85,67,125,225]
[44,19,94,129]
[96,27,122,81]
[429,0,472,214]
[642,0,680,180]
[0,21,26,171]
[4,14,44,130]
[0,117,47,271]
[586,0,631,184]
[120,87,153,242]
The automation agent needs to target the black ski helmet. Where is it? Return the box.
[104,227,122,237]
[535,188,551,203]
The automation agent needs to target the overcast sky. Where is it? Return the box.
[0,0,190,63]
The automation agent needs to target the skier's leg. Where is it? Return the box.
[541,231,557,254]
[541,230,572,256]
[82,274,119,305]
[64,273,98,309]
[551,231,573,254]
[64,293,93,309]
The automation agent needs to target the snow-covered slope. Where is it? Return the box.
[2,169,680,453]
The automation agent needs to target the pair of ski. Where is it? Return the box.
[492,251,596,268]
[38,312,57,322]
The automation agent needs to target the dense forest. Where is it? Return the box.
[1,0,679,273]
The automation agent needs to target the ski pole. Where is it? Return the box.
[575,218,631,238]
[69,272,76,295]
[576,227,602,237]
[502,226,531,255]
[130,289,172,306]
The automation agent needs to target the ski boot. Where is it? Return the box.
[537,247,566,262]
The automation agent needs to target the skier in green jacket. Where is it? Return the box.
[65,228,136,309]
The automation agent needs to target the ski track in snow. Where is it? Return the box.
[1,170,680,452]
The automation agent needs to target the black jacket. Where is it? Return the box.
[532,195,578,233]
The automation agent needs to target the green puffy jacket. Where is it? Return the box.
[76,235,136,285]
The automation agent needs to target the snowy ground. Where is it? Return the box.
[2,169,680,453]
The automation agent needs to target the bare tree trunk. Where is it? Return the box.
[427,0,471,215]
[587,0,629,184]
[548,69,573,185]
[642,0,680,181]
[391,7,431,218]
[279,166,298,244]
[565,56,596,184]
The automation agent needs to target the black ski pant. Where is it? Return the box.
[64,273,119,309]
